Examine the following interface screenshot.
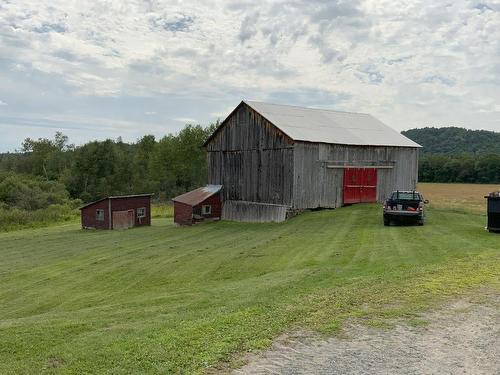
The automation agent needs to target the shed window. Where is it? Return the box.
[201,205,211,215]
[96,209,104,221]
[137,207,146,218]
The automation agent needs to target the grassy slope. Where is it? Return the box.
[0,205,499,374]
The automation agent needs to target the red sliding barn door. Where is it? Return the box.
[343,168,377,204]
[361,168,377,202]
[343,168,361,204]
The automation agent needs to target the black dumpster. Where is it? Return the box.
[485,192,500,233]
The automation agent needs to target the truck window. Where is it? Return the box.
[391,192,420,200]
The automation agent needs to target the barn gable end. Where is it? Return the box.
[204,100,420,222]
[206,102,295,207]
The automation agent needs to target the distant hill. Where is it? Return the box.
[402,127,500,155]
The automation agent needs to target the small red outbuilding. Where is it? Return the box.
[79,194,153,230]
[172,185,222,226]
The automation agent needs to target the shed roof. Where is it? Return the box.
[79,194,153,210]
[206,101,421,148]
[172,185,222,206]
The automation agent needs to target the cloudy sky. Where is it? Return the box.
[0,0,499,151]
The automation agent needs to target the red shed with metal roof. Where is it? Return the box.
[79,194,153,230]
[172,185,222,226]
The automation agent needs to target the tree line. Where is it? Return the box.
[2,124,500,214]
[0,123,217,205]
[419,154,500,183]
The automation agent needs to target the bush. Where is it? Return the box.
[0,173,73,210]
[0,204,79,231]
[0,172,81,231]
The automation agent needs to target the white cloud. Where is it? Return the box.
[0,0,499,150]
[0,100,7,106]
[174,117,198,124]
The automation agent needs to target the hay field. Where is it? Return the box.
[418,183,500,214]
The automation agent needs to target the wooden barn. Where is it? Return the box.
[172,185,222,226]
[80,194,153,229]
[204,101,421,222]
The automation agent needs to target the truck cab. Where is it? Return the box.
[383,190,428,226]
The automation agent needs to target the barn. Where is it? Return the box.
[172,185,222,226]
[204,100,421,222]
[80,194,153,229]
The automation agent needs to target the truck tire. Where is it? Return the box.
[417,220,424,226]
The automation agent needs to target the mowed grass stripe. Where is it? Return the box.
[0,204,499,374]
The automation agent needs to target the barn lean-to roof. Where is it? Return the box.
[172,185,222,206]
[204,100,421,148]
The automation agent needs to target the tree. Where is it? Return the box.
[20,132,73,180]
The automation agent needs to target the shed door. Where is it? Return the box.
[343,168,377,204]
[112,210,135,229]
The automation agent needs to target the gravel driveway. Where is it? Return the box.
[235,292,500,375]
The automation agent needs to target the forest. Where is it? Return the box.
[402,127,500,155]
[402,127,500,183]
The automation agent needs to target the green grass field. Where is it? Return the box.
[1,204,499,374]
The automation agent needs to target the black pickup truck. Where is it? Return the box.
[383,191,428,226]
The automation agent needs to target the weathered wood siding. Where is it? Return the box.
[222,201,288,222]
[205,102,419,219]
[292,143,341,209]
[293,142,419,209]
[207,104,294,206]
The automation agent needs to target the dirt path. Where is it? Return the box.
[235,293,500,374]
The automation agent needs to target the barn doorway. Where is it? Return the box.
[343,168,377,204]
[112,210,135,229]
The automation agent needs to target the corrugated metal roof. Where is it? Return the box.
[79,193,153,210]
[172,185,222,206]
[243,101,421,148]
